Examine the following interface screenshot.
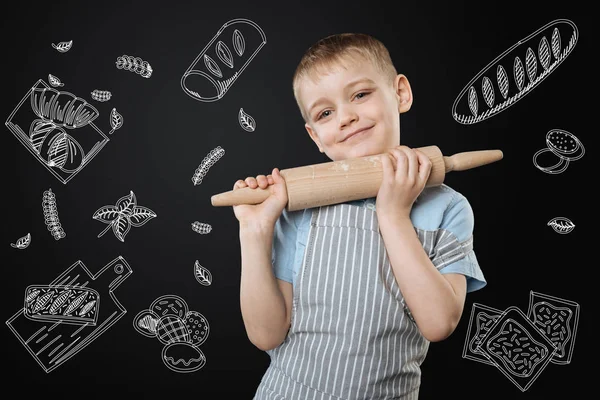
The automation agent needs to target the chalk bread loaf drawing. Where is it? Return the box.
[181,18,267,102]
[462,302,503,365]
[24,285,100,325]
[452,19,578,124]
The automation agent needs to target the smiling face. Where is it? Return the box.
[298,54,413,161]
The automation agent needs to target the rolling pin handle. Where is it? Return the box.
[443,150,503,172]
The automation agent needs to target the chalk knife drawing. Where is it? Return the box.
[6,256,132,373]
[10,233,31,249]
[6,79,109,184]
[181,19,267,102]
[452,19,578,125]
[93,190,156,242]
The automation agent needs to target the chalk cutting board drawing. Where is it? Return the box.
[5,79,109,184]
[6,256,132,373]
[181,18,267,102]
[452,19,578,125]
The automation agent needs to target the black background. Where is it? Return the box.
[2,1,592,398]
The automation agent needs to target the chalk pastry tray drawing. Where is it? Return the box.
[6,79,109,184]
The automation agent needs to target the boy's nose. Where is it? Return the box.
[338,105,358,128]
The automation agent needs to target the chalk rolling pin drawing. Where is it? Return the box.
[211,146,503,212]
[452,19,578,125]
[181,18,266,102]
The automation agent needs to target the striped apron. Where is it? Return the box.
[254,201,472,399]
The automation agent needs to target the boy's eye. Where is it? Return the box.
[317,110,331,120]
[355,91,370,99]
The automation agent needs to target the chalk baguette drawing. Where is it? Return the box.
[181,18,267,102]
[93,190,157,242]
[24,285,100,325]
[452,19,578,124]
[11,233,31,249]
[194,260,212,286]
[6,79,109,184]
[133,295,209,373]
[239,108,256,132]
[191,146,225,185]
[547,217,575,234]
[51,40,72,53]
[462,302,503,366]
[91,89,112,102]
[43,189,66,240]
[116,55,153,78]
[48,74,64,87]
[6,256,132,373]
[476,306,557,392]
[191,221,212,234]
[533,129,584,174]
[527,291,579,365]
[108,108,123,134]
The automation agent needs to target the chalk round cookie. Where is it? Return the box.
[156,315,191,345]
[533,148,569,174]
[184,310,210,346]
[162,342,206,373]
[133,309,159,338]
[546,129,585,161]
[150,295,189,318]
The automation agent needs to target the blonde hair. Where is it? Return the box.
[292,33,398,122]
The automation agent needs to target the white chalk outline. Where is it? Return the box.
[6,256,132,373]
[5,79,109,184]
[547,217,575,234]
[115,55,153,78]
[194,260,212,286]
[42,188,66,240]
[10,232,31,249]
[91,89,112,102]
[527,291,579,365]
[191,146,225,185]
[452,19,578,125]
[51,40,72,53]
[48,74,64,87]
[181,18,267,102]
[239,108,256,132]
[191,221,212,234]
[533,129,584,174]
[462,302,503,366]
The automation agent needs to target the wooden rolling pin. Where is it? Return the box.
[211,145,503,212]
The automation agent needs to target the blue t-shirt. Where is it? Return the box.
[271,183,486,293]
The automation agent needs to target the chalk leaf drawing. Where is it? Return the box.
[133,295,209,373]
[51,40,72,53]
[93,190,156,242]
[181,18,267,102]
[48,74,64,87]
[191,146,225,185]
[547,217,575,234]
[108,108,124,134]
[6,79,110,184]
[452,19,578,124]
[6,256,132,373]
[194,260,212,286]
[533,129,584,174]
[238,108,256,132]
[11,233,31,249]
[116,55,153,78]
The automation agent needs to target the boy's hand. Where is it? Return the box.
[232,168,288,232]
[376,146,432,221]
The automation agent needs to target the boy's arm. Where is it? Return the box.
[378,217,467,342]
[239,223,293,351]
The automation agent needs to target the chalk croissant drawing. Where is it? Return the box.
[10,233,31,249]
[43,189,66,240]
[547,217,575,234]
[533,129,584,174]
[191,146,225,185]
[452,19,578,124]
[6,79,110,184]
[181,18,267,102]
[133,295,209,373]
[6,256,132,373]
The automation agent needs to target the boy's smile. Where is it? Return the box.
[299,55,413,161]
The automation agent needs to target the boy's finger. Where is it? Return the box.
[404,147,419,180]
[415,150,432,181]
[380,154,393,180]
[256,174,268,188]
[233,179,246,190]
[245,177,258,188]
[391,148,407,178]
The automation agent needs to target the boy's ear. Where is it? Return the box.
[394,74,413,114]
[305,123,324,153]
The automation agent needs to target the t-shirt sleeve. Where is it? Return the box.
[271,209,297,284]
[435,194,487,293]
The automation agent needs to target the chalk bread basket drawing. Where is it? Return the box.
[6,79,109,184]
[181,18,267,102]
[452,19,578,125]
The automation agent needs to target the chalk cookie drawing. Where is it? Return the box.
[191,221,212,234]
[6,79,110,184]
[462,302,503,366]
[11,233,31,249]
[239,108,256,132]
[91,90,112,102]
[93,190,156,242]
[527,291,579,365]
[476,306,557,392]
[116,55,153,78]
[181,18,267,102]
[48,74,64,87]
[191,146,224,185]
[51,40,72,53]
[133,295,209,373]
[547,217,575,234]
[452,19,578,124]
[43,189,66,240]
[533,129,584,174]
[6,256,132,373]
[194,260,212,286]
[108,108,123,134]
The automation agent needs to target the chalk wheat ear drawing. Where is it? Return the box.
[452,19,578,124]
[92,190,156,242]
[191,146,225,185]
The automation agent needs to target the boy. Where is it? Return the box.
[233,33,486,399]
